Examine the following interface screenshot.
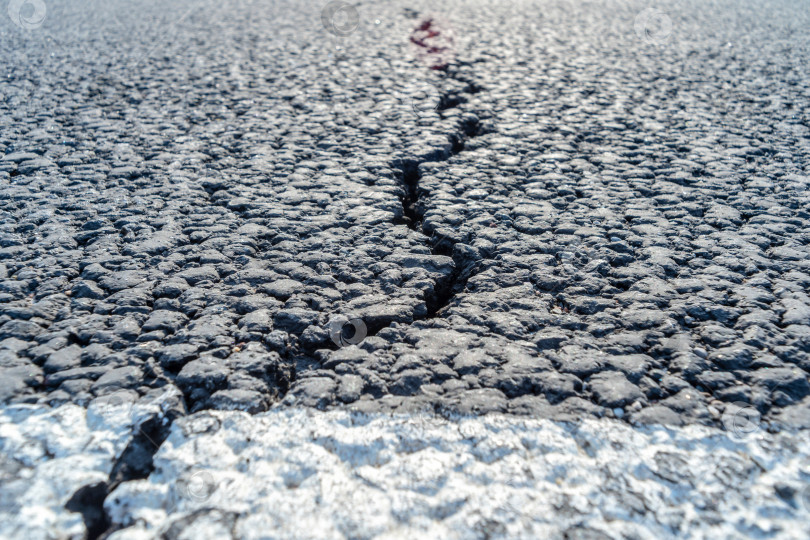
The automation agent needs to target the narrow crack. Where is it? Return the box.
[170,183,301,413]
[65,406,184,540]
[393,66,489,318]
[397,159,422,232]
[65,483,110,540]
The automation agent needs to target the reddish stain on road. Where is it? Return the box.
[410,16,455,70]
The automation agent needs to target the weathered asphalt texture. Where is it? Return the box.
[2,0,810,427]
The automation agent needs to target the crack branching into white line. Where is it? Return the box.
[0,389,185,540]
[85,409,810,538]
[67,390,184,540]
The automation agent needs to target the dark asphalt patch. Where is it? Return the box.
[0,0,809,429]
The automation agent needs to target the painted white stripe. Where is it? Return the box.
[2,403,809,539]
[0,390,180,539]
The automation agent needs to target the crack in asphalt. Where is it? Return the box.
[394,65,489,318]
[64,406,183,540]
[64,482,110,540]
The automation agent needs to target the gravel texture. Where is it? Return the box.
[3,403,810,539]
[3,0,809,425]
[2,0,810,536]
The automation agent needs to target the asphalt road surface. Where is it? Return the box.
[1,0,810,537]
